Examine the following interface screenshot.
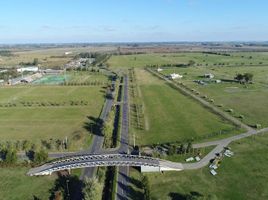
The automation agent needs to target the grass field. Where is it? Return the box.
[0,167,56,200]
[160,66,268,127]
[140,133,268,200]
[0,84,105,150]
[107,52,268,68]
[134,69,238,145]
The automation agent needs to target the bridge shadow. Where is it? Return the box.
[49,172,83,200]
[84,116,104,136]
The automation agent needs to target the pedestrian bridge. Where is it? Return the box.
[27,153,184,176]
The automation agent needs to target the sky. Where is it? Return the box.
[0,0,267,43]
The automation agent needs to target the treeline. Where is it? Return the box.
[0,148,48,166]
[0,100,90,107]
[146,63,189,68]
[0,50,14,57]
[74,52,99,59]
[61,81,108,86]
[0,138,68,152]
[202,51,231,56]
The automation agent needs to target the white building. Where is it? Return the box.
[170,73,183,80]
[157,68,163,72]
[17,67,39,73]
[204,73,214,79]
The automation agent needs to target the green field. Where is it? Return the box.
[107,52,268,68]
[160,66,268,127]
[0,167,56,200]
[137,133,268,200]
[134,69,238,145]
[0,85,105,150]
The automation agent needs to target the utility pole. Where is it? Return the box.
[66,179,70,199]
[133,133,136,148]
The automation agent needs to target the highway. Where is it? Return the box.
[116,75,130,200]
[80,79,116,180]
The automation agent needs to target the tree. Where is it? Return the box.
[33,58,39,66]
[83,178,100,200]
[188,60,196,66]
[234,73,244,83]
[142,176,151,200]
[4,149,17,164]
[186,142,193,153]
[244,73,253,83]
[168,145,177,155]
[33,149,48,164]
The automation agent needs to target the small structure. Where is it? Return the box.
[157,68,163,72]
[215,79,221,83]
[170,73,183,80]
[195,156,201,162]
[224,150,234,157]
[185,157,194,162]
[204,73,214,79]
[17,67,39,73]
[210,169,217,176]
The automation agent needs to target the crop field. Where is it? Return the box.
[107,52,268,68]
[0,167,56,200]
[134,69,238,145]
[139,133,268,200]
[0,84,105,150]
[160,66,268,127]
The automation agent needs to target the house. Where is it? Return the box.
[157,68,163,72]
[170,73,183,80]
[204,73,214,79]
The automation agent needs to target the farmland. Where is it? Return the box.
[133,69,239,145]
[107,52,268,68]
[0,82,106,150]
[159,65,268,127]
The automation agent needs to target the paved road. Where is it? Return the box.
[116,75,130,200]
[80,79,116,180]
[185,127,268,169]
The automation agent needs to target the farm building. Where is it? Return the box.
[17,67,39,73]
[169,73,183,80]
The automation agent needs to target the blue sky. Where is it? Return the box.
[0,0,267,43]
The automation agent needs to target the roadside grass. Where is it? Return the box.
[0,85,105,150]
[160,66,268,127]
[0,167,56,200]
[144,132,268,200]
[107,52,268,68]
[134,69,238,145]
